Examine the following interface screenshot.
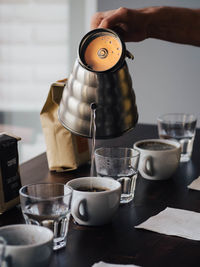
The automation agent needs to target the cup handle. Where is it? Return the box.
[143,156,155,176]
[74,199,89,222]
[0,237,6,267]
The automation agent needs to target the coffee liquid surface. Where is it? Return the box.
[84,35,122,71]
[77,186,109,192]
[138,141,175,151]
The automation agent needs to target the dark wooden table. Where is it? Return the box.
[1,123,200,267]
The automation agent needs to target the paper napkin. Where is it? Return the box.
[135,207,200,241]
[188,176,200,190]
[92,261,140,267]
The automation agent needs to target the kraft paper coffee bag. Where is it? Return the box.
[0,133,21,214]
[40,79,90,172]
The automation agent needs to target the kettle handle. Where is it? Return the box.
[126,50,134,60]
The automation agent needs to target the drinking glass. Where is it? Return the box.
[94,147,140,204]
[19,183,72,250]
[157,113,197,162]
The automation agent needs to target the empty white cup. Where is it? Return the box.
[0,224,53,267]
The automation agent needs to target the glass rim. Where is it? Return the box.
[94,147,140,159]
[19,182,72,200]
[157,113,197,123]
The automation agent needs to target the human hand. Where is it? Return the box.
[91,7,150,42]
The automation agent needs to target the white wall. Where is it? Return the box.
[0,0,70,112]
[0,0,72,163]
[97,0,200,126]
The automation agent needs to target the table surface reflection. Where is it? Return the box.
[1,123,200,267]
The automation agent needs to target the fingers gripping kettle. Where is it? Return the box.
[58,28,138,139]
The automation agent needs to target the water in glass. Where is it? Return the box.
[97,167,138,204]
[20,183,72,250]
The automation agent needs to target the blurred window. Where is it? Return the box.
[0,0,96,163]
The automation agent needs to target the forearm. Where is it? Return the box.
[145,6,200,46]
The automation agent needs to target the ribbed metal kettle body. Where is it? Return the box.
[58,59,138,139]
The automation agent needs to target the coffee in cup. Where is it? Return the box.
[76,186,109,192]
[134,139,181,180]
[137,141,176,151]
[67,177,121,226]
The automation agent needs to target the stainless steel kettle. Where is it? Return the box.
[58,28,138,139]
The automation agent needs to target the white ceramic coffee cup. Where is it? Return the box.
[0,224,53,267]
[67,177,121,226]
[134,139,181,180]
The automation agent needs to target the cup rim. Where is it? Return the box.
[19,182,72,200]
[94,147,140,159]
[0,224,53,248]
[134,138,181,151]
[157,113,197,123]
[66,177,121,194]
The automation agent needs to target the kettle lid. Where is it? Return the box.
[78,28,126,73]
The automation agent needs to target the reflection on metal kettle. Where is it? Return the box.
[58,28,138,139]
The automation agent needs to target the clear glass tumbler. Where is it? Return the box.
[19,183,72,250]
[157,113,197,162]
[94,147,140,204]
